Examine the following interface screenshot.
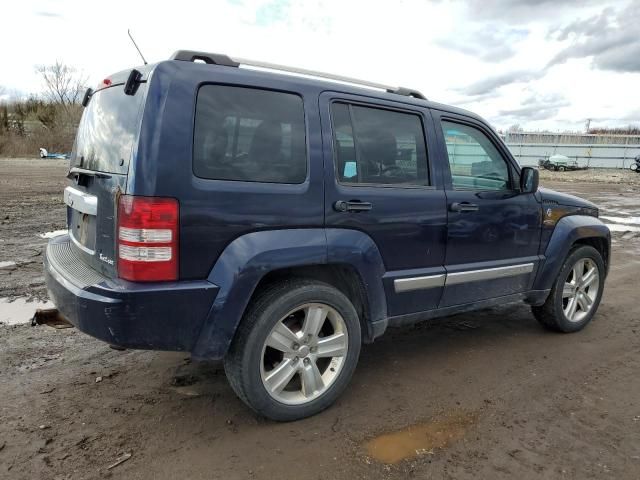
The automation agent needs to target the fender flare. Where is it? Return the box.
[191,228,387,359]
[533,215,611,292]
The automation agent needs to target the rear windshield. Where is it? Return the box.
[71,84,147,175]
[193,85,307,184]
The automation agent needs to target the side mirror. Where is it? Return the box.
[520,167,539,193]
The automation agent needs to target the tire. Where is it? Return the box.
[631,163,639,172]
[224,279,362,421]
[532,245,605,333]
[558,166,566,172]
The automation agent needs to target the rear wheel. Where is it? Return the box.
[631,163,639,172]
[532,245,604,332]
[224,279,361,421]
[558,166,566,172]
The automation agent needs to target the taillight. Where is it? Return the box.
[117,195,179,282]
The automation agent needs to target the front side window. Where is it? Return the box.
[331,103,428,186]
[194,86,306,183]
[441,121,511,191]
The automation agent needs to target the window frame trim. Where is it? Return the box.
[329,98,435,190]
[191,82,309,185]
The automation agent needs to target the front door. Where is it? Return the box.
[432,112,542,307]
[320,93,448,317]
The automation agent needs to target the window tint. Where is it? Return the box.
[331,103,428,186]
[441,121,511,191]
[72,84,147,175]
[194,86,306,183]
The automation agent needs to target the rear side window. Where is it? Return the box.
[193,86,306,183]
[331,102,428,186]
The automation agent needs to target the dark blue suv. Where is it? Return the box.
[44,51,610,421]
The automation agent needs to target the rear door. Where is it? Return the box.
[320,92,447,317]
[432,111,542,307]
[66,80,147,278]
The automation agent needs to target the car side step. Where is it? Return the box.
[31,308,74,329]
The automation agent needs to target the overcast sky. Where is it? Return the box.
[3,0,640,131]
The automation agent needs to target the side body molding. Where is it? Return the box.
[533,215,611,292]
[192,228,387,359]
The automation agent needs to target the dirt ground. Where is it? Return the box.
[1,158,640,479]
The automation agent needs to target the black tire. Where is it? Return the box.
[558,166,566,172]
[224,279,362,421]
[532,245,605,333]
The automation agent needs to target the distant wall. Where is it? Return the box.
[502,132,640,169]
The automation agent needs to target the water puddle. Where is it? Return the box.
[38,229,67,239]
[365,411,477,464]
[0,298,54,325]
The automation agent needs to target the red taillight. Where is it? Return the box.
[117,195,179,282]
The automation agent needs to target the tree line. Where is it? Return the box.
[0,61,86,156]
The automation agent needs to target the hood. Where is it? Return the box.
[538,187,598,210]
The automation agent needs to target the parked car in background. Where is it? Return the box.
[539,154,587,172]
[43,51,611,421]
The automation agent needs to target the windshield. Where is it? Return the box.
[70,83,147,175]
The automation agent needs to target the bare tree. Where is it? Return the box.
[36,61,87,108]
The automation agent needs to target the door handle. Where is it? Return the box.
[334,200,373,212]
[450,202,479,213]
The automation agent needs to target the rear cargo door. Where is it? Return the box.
[65,82,147,278]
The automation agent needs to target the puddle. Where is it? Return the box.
[38,229,67,239]
[0,298,54,325]
[365,412,477,464]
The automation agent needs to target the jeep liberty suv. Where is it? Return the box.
[44,51,610,421]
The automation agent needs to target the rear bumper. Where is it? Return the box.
[44,235,218,352]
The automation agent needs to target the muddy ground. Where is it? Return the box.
[1,158,640,479]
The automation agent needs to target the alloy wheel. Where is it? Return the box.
[562,258,600,323]
[260,303,348,405]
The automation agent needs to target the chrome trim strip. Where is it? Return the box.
[64,186,97,216]
[393,263,535,293]
[394,274,445,293]
[445,263,534,286]
[69,229,95,255]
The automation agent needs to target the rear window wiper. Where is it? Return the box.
[67,167,112,179]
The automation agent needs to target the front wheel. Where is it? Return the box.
[224,280,361,421]
[631,163,639,172]
[532,245,605,332]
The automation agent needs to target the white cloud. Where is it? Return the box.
[3,0,639,130]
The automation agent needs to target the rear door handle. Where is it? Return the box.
[334,200,373,212]
[450,202,479,213]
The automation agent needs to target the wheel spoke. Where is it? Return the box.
[302,306,327,339]
[572,260,585,284]
[264,358,297,394]
[581,267,598,289]
[300,361,324,398]
[562,282,574,298]
[266,322,299,353]
[315,332,347,358]
[578,292,593,311]
[565,295,578,320]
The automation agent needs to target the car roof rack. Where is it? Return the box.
[170,50,427,100]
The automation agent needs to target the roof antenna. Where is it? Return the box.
[127,29,148,65]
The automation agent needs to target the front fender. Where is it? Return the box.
[533,215,611,292]
[191,228,387,359]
